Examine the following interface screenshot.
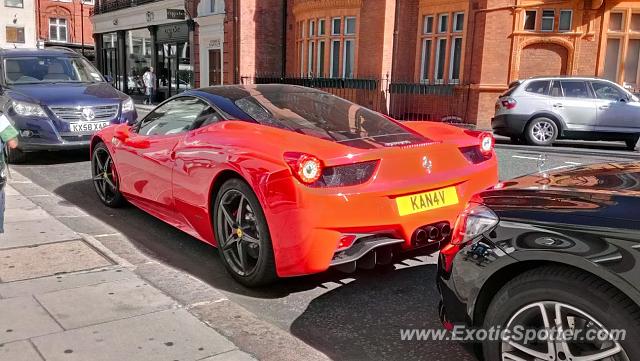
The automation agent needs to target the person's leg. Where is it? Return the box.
[0,189,5,234]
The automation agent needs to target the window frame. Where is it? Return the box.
[591,80,628,101]
[438,13,449,33]
[330,39,341,78]
[424,15,434,34]
[524,10,537,31]
[524,80,551,95]
[449,36,463,83]
[541,9,555,32]
[342,38,355,78]
[420,38,432,82]
[453,12,464,32]
[318,19,326,36]
[559,9,572,32]
[5,26,25,44]
[4,0,23,8]
[331,17,341,36]
[317,40,325,77]
[559,80,593,99]
[49,18,68,43]
[136,96,216,136]
[345,16,356,35]
[434,37,447,82]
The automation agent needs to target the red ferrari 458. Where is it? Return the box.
[90,85,498,286]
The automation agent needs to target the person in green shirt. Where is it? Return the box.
[0,113,18,234]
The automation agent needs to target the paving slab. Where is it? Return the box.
[0,218,79,249]
[200,350,257,361]
[35,278,176,329]
[4,186,19,196]
[32,309,237,361]
[54,216,119,237]
[0,296,62,344]
[0,340,43,361]
[24,195,89,218]
[93,234,151,265]
[0,268,136,299]
[4,196,49,223]
[0,240,111,282]
[5,195,35,209]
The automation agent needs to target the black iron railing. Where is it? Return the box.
[91,0,158,15]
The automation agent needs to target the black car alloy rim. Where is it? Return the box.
[92,148,118,203]
[217,189,261,276]
[502,301,629,361]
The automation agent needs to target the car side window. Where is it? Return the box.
[524,80,550,95]
[550,81,563,97]
[560,81,591,99]
[591,81,626,101]
[137,97,209,136]
[192,107,223,129]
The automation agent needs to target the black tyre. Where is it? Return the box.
[625,135,639,151]
[6,147,27,164]
[91,142,125,207]
[483,266,640,361]
[214,178,277,287]
[524,117,558,146]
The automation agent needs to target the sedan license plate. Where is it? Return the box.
[70,121,109,132]
[395,186,459,216]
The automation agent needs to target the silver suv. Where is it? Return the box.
[492,77,640,149]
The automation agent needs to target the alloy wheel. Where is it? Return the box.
[92,148,119,204]
[217,189,262,276]
[501,301,629,361]
[531,121,555,143]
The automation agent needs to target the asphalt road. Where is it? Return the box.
[9,125,639,361]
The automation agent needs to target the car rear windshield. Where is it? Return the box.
[3,56,104,84]
[501,81,521,97]
[233,90,426,148]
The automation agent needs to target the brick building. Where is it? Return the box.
[36,0,94,57]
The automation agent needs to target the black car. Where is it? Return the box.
[438,162,640,360]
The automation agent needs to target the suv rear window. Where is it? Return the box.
[524,80,550,95]
[501,81,521,97]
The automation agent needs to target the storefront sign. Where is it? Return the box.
[167,9,186,20]
[157,22,189,42]
[208,39,221,48]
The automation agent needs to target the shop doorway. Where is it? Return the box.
[208,49,222,85]
[156,42,192,101]
[102,48,120,90]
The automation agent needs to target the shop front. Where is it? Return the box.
[92,0,194,102]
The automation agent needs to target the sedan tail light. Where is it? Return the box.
[501,97,517,110]
[284,152,324,184]
[441,202,499,272]
[479,132,495,156]
[284,153,379,187]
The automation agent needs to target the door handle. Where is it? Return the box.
[599,105,610,110]
[553,103,563,108]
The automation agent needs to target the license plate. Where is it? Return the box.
[395,186,459,216]
[70,121,109,132]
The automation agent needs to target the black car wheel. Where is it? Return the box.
[6,147,27,164]
[91,142,125,207]
[483,266,640,361]
[214,178,276,287]
[525,118,558,146]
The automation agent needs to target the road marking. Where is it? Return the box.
[512,155,541,160]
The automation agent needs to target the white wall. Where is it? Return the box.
[0,0,37,48]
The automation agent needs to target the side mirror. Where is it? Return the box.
[113,124,131,142]
[104,75,114,84]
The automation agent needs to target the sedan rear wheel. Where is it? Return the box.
[91,142,125,207]
[482,266,640,361]
[214,179,276,287]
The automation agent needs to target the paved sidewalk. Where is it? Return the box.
[0,176,329,361]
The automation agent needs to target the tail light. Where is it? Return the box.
[284,152,323,184]
[479,132,494,156]
[501,97,517,110]
[441,202,499,272]
[284,153,378,187]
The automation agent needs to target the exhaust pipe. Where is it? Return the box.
[425,226,440,241]
[439,223,451,239]
[414,228,428,245]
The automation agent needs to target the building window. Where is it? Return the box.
[5,26,24,43]
[541,10,555,31]
[318,19,325,35]
[307,40,314,75]
[609,12,624,31]
[330,39,340,77]
[435,38,447,82]
[438,14,448,33]
[49,18,67,42]
[524,10,537,31]
[309,20,315,37]
[345,17,356,35]
[317,40,325,77]
[420,39,432,82]
[332,17,341,35]
[4,0,23,7]
[632,13,640,32]
[604,38,621,82]
[419,11,464,84]
[424,15,433,34]
[449,37,463,82]
[209,0,224,14]
[453,12,464,32]
[559,10,572,32]
[343,39,355,78]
